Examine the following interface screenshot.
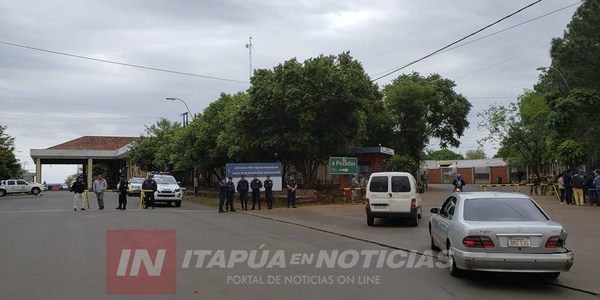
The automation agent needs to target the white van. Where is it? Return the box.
[365,172,423,226]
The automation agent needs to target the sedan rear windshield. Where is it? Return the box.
[464,198,549,221]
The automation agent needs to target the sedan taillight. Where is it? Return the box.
[545,236,560,248]
[462,236,494,248]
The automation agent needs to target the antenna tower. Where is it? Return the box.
[245,36,253,80]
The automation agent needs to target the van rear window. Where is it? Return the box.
[391,176,411,192]
[369,176,388,192]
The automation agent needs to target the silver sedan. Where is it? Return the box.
[429,192,573,278]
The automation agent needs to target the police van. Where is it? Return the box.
[365,172,423,227]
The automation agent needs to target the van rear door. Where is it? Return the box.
[389,175,413,213]
[368,175,391,212]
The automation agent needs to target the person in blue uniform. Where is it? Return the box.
[264,175,274,209]
[286,174,297,208]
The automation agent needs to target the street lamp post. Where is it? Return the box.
[536,66,571,92]
[165,97,193,119]
[165,97,198,196]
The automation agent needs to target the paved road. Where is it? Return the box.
[0,187,598,299]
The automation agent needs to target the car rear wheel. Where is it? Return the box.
[429,224,440,251]
[31,187,41,195]
[447,246,464,277]
[175,200,181,207]
[367,215,374,226]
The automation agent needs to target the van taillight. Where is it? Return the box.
[365,198,370,207]
[411,198,417,209]
[462,236,494,248]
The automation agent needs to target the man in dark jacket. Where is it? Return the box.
[237,175,249,211]
[250,175,263,210]
[226,177,236,212]
[116,174,128,210]
[564,169,573,205]
[218,178,227,213]
[72,175,86,211]
[142,174,157,209]
[264,175,274,209]
[286,174,298,208]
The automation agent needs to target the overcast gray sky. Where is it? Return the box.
[0,0,581,182]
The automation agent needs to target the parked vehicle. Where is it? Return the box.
[365,172,423,227]
[152,174,182,207]
[429,191,573,278]
[127,177,144,196]
[0,179,46,197]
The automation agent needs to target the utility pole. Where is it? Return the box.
[245,36,253,80]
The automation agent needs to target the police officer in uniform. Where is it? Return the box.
[142,174,157,209]
[250,175,263,210]
[116,174,128,210]
[226,177,236,212]
[218,177,227,213]
[264,175,274,209]
[286,174,297,208]
[237,175,249,211]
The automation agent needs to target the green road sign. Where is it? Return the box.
[329,157,358,175]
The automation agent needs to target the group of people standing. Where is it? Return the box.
[530,169,600,206]
[350,173,369,204]
[71,174,154,211]
[72,175,109,211]
[217,174,298,213]
[72,174,129,211]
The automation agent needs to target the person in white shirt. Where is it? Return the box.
[92,175,108,210]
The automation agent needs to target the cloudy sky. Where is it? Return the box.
[0,0,581,182]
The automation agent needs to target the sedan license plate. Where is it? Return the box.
[508,237,530,247]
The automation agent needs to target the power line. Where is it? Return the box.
[453,44,550,80]
[0,112,161,121]
[0,40,249,84]
[436,2,581,55]
[371,1,581,79]
[371,0,542,82]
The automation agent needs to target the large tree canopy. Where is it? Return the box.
[425,149,464,161]
[383,72,471,173]
[533,0,600,169]
[129,119,181,172]
[478,91,549,171]
[237,52,381,185]
[0,125,23,179]
[542,0,600,93]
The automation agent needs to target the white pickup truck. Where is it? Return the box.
[0,179,46,197]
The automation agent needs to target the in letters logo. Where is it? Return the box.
[106,230,176,295]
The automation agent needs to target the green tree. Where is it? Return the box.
[545,89,600,168]
[383,72,471,174]
[464,149,487,160]
[387,154,420,173]
[0,125,23,179]
[478,91,549,172]
[172,92,249,183]
[238,52,380,185]
[129,119,181,172]
[536,0,600,94]
[425,149,464,160]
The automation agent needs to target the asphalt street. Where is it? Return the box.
[0,185,598,299]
